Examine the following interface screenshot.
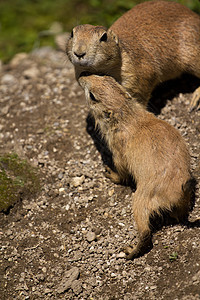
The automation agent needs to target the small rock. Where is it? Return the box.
[24,283,29,291]
[58,172,64,179]
[86,231,96,243]
[23,204,33,211]
[44,288,52,294]
[192,271,200,282]
[65,267,80,281]
[65,204,70,210]
[57,278,72,294]
[6,229,12,236]
[10,53,28,67]
[150,285,157,290]
[73,251,82,262]
[1,105,9,116]
[108,189,114,196]
[121,208,126,215]
[57,267,80,294]
[42,267,47,273]
[118,222,125,227]
[23,67,39,79]
[70,175,85,187]
[116,252,126,259]
[71,280,82,295]
[26,145,32,150]
[87,278,97,287]
[36,128,44,134]
[36,274,45,282]
[1,74,15,84]
[196,124,200,133]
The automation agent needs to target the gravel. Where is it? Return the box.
[0,46,199,299]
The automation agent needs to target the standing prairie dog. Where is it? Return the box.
[79,74,193,259]
[66,0,200,111]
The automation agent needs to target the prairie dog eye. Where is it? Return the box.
[104,111,112,119]
[89,92,98,102]
[70,30,74,38]
[100,32,108,42]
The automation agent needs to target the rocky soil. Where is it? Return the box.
[0,46,200,300]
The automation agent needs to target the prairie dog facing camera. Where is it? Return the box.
[79,74,193,259]
[66,0,200,111]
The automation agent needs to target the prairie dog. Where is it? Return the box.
[79,74,193,259]
[66,0,200,111]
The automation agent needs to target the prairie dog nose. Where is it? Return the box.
[74,51,86,59]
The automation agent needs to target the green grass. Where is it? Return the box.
[169,251,178,261]
[0,153,41,212]
[0,0,200,62]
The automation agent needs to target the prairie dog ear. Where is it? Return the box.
[107,29,119,45]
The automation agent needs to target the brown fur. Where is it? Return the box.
[79,74,193,259]
[66,0,200,110]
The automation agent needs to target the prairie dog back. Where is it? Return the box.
[111,1,200,78]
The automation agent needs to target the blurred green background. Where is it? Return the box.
[0,0,200,63]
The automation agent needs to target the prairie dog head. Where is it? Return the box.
[66,25,120,75]
[79,74,133,125]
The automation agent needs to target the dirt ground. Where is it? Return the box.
[0,47,200,300]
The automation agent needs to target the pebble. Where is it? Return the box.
[1,105,9,115]
[121,208,126,215]
[70,175,85,187]
[44,288,52,294]
[42,267,47,273]
[150,285,157,290]
[1,74,15,84]
[116,252,126,259]
[58,172,64,179]
[23,67,39,79]
[86,231,96,242]
[65,204,70,210]
[10,53,28,67]
[118,222,125,227]
[192,271,200,282]
[71,280,82,295]
[108,189,114,196]
[57,267,80,294]
[6,229,12,236]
